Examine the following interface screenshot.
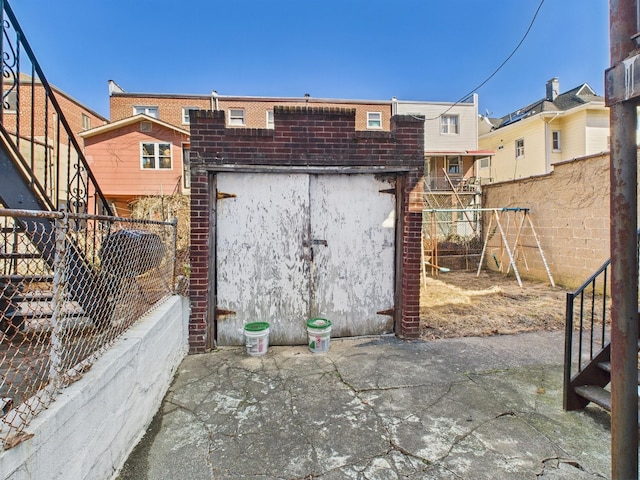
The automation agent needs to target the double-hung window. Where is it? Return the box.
[228,108,245,126]
[441,115,459,134]
[552,131,561,151]
[141,143,172,170]
[367,112,382,129]
[182,107,198,125]
[134,106,159,118]
[515,138,525,158]
[266,110,275,129]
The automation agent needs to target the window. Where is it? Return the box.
[367,112,382,129]
[552,131,561,151]
[266,110,274,129]
[141,143,172,169]
[447,156,461,174]
[182,107,198,125]
[3,90,17,113]
[479,157,490,169]
[134,106,158,118]
[515,138,525,158]
[441,115,459,134]
[182,146,191,188]
[82,114,91,130]
[228,108,245,126]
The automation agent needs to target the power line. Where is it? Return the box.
[424,0,546,121]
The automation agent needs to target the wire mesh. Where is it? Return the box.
[422,193,482,273]
[0,208,176,449]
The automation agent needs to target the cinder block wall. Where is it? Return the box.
[482,152,612,289]
[188,106,424,353]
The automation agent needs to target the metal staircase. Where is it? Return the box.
[563,246,638,414]
[0,0,114,333]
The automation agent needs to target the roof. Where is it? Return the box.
[490,83,605,129]
[78,114,190,138]
[424,150,494,157]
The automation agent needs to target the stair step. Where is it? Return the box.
[574,385,611,411]
[598,362,640,384]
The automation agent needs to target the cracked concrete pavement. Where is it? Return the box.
[117,331,613,479]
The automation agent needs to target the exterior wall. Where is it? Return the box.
[481,152,612,289]
[0,296,189,480]
[110,94,210,128]
[188,107,424,353]
[479,117,547,182]
[585,109,610,154]
[84,120,190,199]
[3,81,107,142]
[395,96,478,152]
[479,106,610,183]
[110,93,393,131]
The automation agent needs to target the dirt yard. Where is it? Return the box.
[420,270,567,340]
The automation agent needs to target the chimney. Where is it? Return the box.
[546,77,559,101]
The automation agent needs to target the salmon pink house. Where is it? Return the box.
[79,114,190,216]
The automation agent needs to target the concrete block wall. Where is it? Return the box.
[188,106,425,352]
[0,296,189,480]
[482,152,612,289]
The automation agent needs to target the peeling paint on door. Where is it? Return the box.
[215,172,396,345]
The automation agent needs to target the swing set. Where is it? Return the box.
[422,207,555,288]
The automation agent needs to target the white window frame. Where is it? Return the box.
[141,142,172,170]
[515,138,525,158]
[182,107,199,125]
[82,113,91,130]
[228,108,245,126]
[266,110,275,129]
[182,145,191,188]
[367,112,382,129]
[134,106,159,118]
[479,157,490,169]
[440,115,459,135]
[552,131,561,151]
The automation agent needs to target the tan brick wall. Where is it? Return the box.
[482,152,613,289]
[110,94,392,131]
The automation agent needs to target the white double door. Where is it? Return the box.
[215,172,396,345]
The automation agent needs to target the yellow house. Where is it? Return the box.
[478,78,609,183]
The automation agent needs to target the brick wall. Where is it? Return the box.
[110,94,392,131]
[482,152,613,289]
[188,106,424,352]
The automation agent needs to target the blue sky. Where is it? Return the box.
[10,0,608,120]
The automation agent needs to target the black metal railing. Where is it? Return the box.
[0,0,111,216]
[563,232,639,409]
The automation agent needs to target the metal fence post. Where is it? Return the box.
[172,217,178,294]
[49,208,67,392]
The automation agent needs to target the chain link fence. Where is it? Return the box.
[0,208,177,449]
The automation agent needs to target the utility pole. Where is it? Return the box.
[605,1,639,478]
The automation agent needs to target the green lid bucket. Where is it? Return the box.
[244,322,270,333]
[306,318,332,330]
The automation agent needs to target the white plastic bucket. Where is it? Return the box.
[307,317,332,353]
[244,322,270,356]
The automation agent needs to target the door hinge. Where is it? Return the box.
[215,308,236,317]
[376,307,395,316]
[379,188,395,195]
[217,192,237,200]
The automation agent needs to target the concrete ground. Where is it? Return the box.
[117,331,612,480]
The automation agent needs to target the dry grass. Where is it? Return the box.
[420,270,567,339]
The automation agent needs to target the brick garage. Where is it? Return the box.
[188,106,424,353]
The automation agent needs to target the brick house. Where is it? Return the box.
[188,106,425,352]
[1,74,108,209]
